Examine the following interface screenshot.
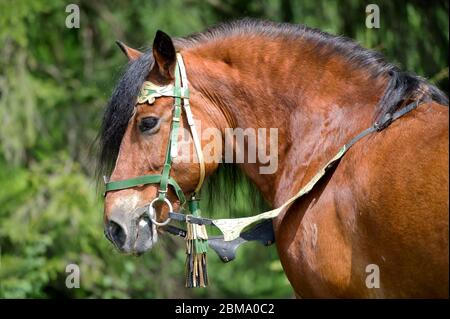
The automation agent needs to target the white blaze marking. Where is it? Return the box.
[139,219,148,228]
[114,193,141,213]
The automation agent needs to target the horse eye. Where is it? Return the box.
[139,116,160,134]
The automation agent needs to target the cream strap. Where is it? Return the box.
[176,53,206,195]
[212,98,423,241]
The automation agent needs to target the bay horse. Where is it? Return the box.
[99,19,449,298]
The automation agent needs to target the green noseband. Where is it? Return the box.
[104,174,186,205]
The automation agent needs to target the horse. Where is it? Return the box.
[98,19,449,298]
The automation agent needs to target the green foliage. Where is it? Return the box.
[0,0,448,298]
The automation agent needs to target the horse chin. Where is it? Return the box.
[133,218,158,255]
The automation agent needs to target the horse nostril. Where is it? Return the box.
[108,220,127,248]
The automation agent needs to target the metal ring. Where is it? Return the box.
[147,197,173,226]
[184,214,193,223]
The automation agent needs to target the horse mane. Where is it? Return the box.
[97,50,155,178]
[97,19,448,212]
[176,18,448,116]
[376,70,448,120]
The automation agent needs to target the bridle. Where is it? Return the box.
[102,52,425,287]
[104,53,205,227]
[104,53,212,287]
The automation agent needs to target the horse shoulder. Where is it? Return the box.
[342,101,449,297]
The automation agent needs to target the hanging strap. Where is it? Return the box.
[176,53,206,195]
[209,100,422,241]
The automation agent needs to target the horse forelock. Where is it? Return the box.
[97,50,154,179]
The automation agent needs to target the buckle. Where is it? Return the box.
[375,113,393,131]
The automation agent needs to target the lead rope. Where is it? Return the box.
[176,53,209,288]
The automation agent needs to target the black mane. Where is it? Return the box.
[177,18,448,118]
[98,18,448,180]
[98,50,154,177]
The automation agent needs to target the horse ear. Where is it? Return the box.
[116,41,142,61]
[152,30,176,79]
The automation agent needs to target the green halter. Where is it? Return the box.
[104,53,209,287]
[104,53,205,208]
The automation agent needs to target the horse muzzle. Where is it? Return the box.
[104,206,157,255]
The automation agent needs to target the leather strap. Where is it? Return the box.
[169,211,213,225]
[176,53,206,195]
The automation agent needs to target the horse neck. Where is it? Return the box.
[182,36,388,205]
